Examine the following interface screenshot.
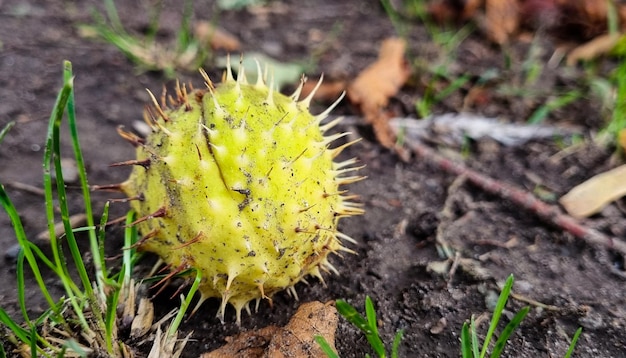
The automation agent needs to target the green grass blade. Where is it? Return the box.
[470,316,479,358]
[336,300,370,333]
[489,306,530,358]
[527,91,581,124]
[564,327,583,358]
[56,347,67,358]
[25,242,80,295]
[0,185,59,314]
[104,286,120,353]
[461,323,472,358]
[0,340,6,358]
[64,60,104,294]
[41,65,75,313]
[391,329,404,358]
[434,74,471,102]
[0,121,15,145]
[122,211,137,289]
[336,299,386,358]
[97,203,110,282]
[168,268,203,337]
[365,296,380,338]
[315,335,340,358]
[45,65,93,333]
[16,248,31,324]
[62,339,87,358]
[177,0,194,50]
[480,275,514,358]
[30,325,37,357]
[103,0,125,34]
[0,307,32,345]
[54,62,92,299]
[605,59,626,141]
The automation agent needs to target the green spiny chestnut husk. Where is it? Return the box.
[119,60,363,324]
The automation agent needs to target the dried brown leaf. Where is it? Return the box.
[485,0,520,44]
[194,21,241,52]
[347,37,410,149]
[428,0,485,23]
[264,301,338,358]
[130,298,154,339]
[559,164,626,218]
[201,326,280,358]
[202,301,337,358]
[566,33,621,65]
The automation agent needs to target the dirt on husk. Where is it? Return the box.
[1,1,626,357]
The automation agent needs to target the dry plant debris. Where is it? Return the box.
[194,21,242,52]
[559,164,626,218]
[203,301,338,358]
[347,37,411,150]
[485,0,519,45]
[566,33,622,65]
[429,0,626,45]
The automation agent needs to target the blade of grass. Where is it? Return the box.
[391,329,404,358]
[564,327,583,358]
[470,316,479,358]
[604,59,626,142]
[434,74,471,102]
[336,300,371,333]
[489,306,530,358]
[29,325,37,357]
[365,297,380,339]
[104,284,120,353]
[168,268,202,337]
[45,64,92,333]
[480,275,514,358]
[177,0,194,51]
[315,335,340,358]
[0,307,32,346]
[56,62,93,299]
[0,121,15,144]
[102,0,125,34]
[64,60,105,296]
[121,211,137,293]
[461,323,472,358]
[41,66,75,313]
[62,339,87,358]
[0,185,59,315]
[336,299,386,358]
[527,91,581,124]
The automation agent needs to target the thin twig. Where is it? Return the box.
[6,181,46,196]
[405,140,626,256]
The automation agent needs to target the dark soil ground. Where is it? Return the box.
[1,1,626,357]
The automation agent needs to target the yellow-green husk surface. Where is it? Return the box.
[119,63,363,323]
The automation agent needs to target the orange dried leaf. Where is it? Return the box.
[265,301,338,358]
[566,33,621,65]
[485,0,520,44]
[194,21,241,52]
[201,301,337,358]
[348,37,410,110]
[559,164,626,218]
[347,37,410,149]
[201,325,280,358]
